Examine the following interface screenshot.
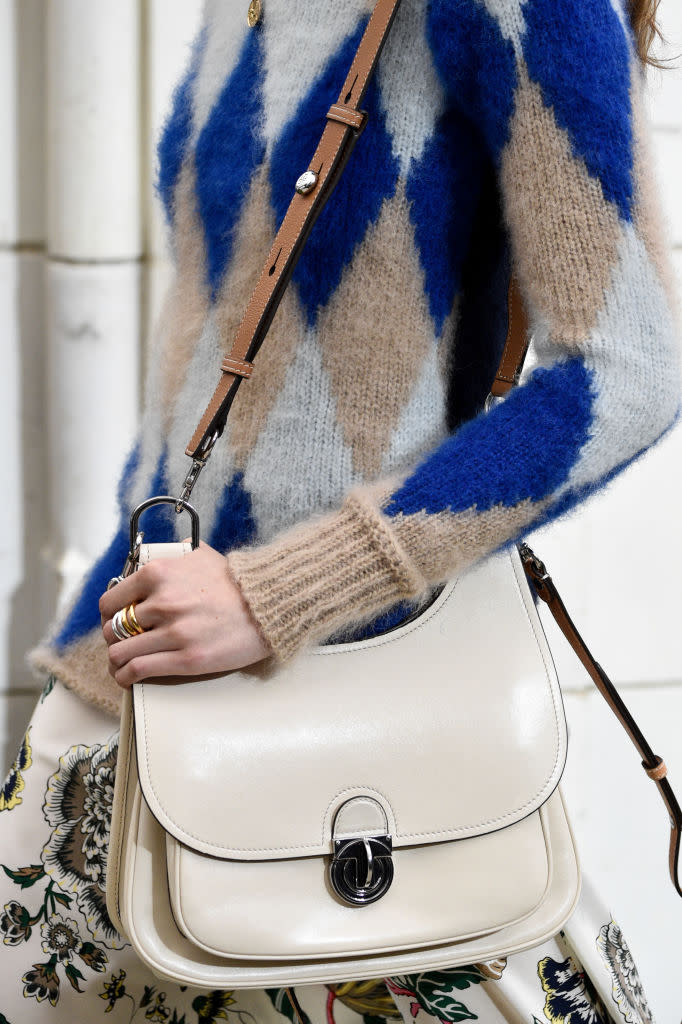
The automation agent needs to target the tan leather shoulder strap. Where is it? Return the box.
[182,0,528,488]
[500,273,682,899]
[491,273,530,398]
[184,0,402,470]
[507,295,682,900]
[520,543,682,898]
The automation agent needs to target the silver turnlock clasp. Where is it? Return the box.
[329,798,394,906]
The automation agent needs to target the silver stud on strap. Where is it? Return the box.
[295,170,318,196]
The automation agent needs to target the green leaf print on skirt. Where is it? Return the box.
[386,968,498,1023]
[1,861,109,1006]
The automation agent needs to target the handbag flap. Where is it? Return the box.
[132,547,567,860]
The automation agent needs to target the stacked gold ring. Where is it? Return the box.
[112,603,145,642]
[126,604,144,634]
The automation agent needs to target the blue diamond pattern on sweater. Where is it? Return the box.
[427,0,517,161]
[269,19,399,325]
[208,472,257,553]
[195,28,266,299]
[383,356,596,517]
[489,410,681,563]
[522,0,634,220]
[406,108,487,335]
[53,528,132,652]
[156,27,206,225]
[134,446,178,541]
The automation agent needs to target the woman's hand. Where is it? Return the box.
[98,542,271,689]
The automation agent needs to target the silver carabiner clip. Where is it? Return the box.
[176,430,220,513]
[106,529,144,590]
[129,496,200,552]
[108,497,201,589]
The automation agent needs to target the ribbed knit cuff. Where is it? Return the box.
[226,494,427,663]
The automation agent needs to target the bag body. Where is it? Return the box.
[106,542,580,987]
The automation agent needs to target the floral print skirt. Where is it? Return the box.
[0,678,655,1024]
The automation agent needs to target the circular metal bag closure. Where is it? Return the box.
[330,836,394,906]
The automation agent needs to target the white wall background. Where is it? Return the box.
[0,1,681,1019]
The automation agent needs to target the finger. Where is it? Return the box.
[107,626,181,669]
[99,571,152,621]
[102,600,155,646]
[113,650,193,689]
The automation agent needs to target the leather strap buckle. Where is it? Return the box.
[221,356,254,379]
[644,756,668,782]
[326,103,368,133]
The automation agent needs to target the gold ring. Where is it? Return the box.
[119,607,137,637]
[126,603,145,635]
[120,605,141,637]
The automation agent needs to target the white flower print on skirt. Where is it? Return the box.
[0,678,656,1024]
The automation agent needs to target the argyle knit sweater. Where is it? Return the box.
[31,0,681,715]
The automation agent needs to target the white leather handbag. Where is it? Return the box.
[105,0,680,989]
[106,541,579,988]
[106,528,681,989]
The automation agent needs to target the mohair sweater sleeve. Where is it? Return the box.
[226,0,681,662]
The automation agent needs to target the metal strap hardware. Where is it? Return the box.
[129,496,200,552]
[118,496,202,587]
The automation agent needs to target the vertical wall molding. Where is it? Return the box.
[0,1,48,703]
[47,1,142,260]
[45,1,143,605]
